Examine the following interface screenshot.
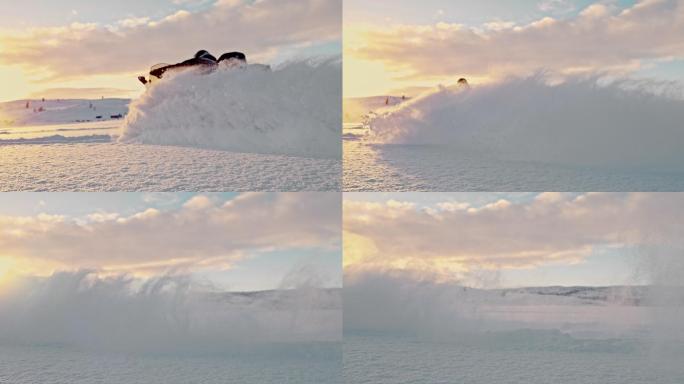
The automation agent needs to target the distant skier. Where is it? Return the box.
[138,50,247,85]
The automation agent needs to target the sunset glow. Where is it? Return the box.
[344,0,684,98]
[0,0,341,102]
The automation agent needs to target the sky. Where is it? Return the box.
[0,0,341,102]
[0,192,341,291]
[344,192,684,288]
[344,0,684,97]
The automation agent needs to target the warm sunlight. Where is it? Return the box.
[0,66,31,102]
[0,63,142,102]
[0,257,16,286]
[342,230,378,267]
[344,24,496,98]
[343,56,395,98]
[344,25,394,97]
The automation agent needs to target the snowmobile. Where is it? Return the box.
[138,50,251,85]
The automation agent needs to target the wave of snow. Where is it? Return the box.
[120,57,341,159]
[344,270,684,341]
[0,271,341,353]
[365,76,684,168]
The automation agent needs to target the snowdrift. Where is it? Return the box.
[365,76,684,168]
[120,57,341,159]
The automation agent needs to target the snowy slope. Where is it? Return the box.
[0,99,129,127]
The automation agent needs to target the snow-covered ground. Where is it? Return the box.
[1,343,341,384]
[344,274,684,384]
[0,140,340,191]
[0,58,341,191]
[344,279,684,383]
[344,331,683,384]
[0,98,129,127]
[343,124,684,191]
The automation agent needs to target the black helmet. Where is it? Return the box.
[218,51,247,63]
[195,50,217,61]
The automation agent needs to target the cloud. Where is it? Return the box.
[0,192,340,277]
[349,0,684,82]
[344,193,684,279]
[0,0,341,79]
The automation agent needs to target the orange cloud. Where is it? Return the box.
[0,192,340,278]
[346,0,684,93]
[0,0,341,80]
[344,193,684,279]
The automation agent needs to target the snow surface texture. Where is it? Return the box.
[0,142,340,191]
[365,76,684,169]
[121,57,341,159]
[0,344,341,384]
[343,126,684,191]
[0,271,341,353]
[344,332,684,384]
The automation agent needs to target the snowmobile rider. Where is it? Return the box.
[457,78,470,89]
[138,50,247,85]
